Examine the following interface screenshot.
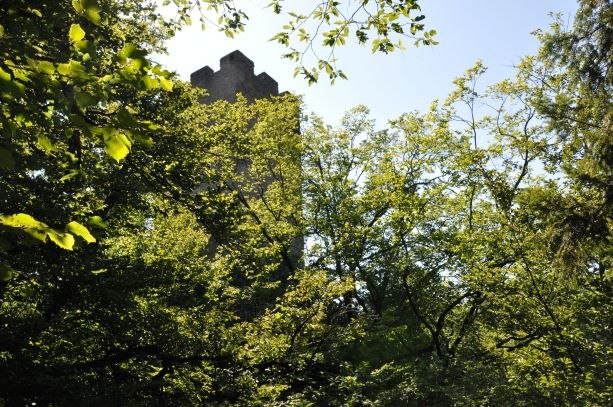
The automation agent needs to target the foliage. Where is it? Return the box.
[1,0,611,405]
[0,0,432,260]
[164,0,433,83]
[0,0,175,258]
[0,87,308,404]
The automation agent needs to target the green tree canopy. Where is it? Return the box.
[1,0,611,405]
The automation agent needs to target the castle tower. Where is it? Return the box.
[190,51,302,318]
[190,50,279,102]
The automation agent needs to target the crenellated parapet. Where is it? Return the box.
[190,50,279,102]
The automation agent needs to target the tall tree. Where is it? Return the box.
[0,88,308,404]
[292,3,612,398]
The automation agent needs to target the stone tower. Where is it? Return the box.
[190,51,302,318]
[190,50,279,102]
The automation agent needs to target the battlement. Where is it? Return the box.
[220,50,254,72]
[190,50,279,102]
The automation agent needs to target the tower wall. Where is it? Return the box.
[190,51,303,316]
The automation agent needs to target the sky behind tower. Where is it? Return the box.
[154,0,578,125]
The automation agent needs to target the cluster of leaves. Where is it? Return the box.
[0,0,175,268]
[270,0,435,83]
[291,2,612,400]
[164,0,433,84]
[0,0,436,265]
[294,45,610,403]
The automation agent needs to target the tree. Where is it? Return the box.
[292,4,612,398]
[0,88,308,404]
[0,0,176,260]
[530,0,612,275]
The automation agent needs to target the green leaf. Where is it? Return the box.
[72,0,101,24]
[102,128,131,161]
[69,24,86,43]
[0,67,25,97]
[69,60,86,75]
[88,215,107,229]
[142,121,162,132]
[75,91,98,109]
[119,43,146,59]
[159,77,173,91]
[47,229,75,250]
[37,61,55,75]
[57,63,70,76]
[133,133,154,148]
[69,114,89,131]
[37,136,56,153]
[75,39,91,53]
[142,75,159,90]
[117,108,137,127]
[57,60,87,79]
[59,169,80,181]
[0,146,15,169]
[0,213,49,242]
[129,58,144,71]
[1,213,43,230]
[66,221,96,243]
[72,0,83,13]
[84,3,101,24]
[0,67,10,81]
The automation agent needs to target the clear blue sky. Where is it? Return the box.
[154,0,578,125]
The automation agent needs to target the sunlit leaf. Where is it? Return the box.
[0,67,10,81]
[159,77,173,91]
[37,136,56,153]
[119,43,146,59]
[101,128,131,161]
[0,213,48,242]
[142,75,159,90]
[84,5,101,24]
[37,61,55,75]
[57,63,70,76]
[71,0,83,12]
[133,133,154,148]
[66,221,96,243]
[69,24,86,43]
[47,229,75,250]
[88,215,107,229]
[59,170,80,181]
